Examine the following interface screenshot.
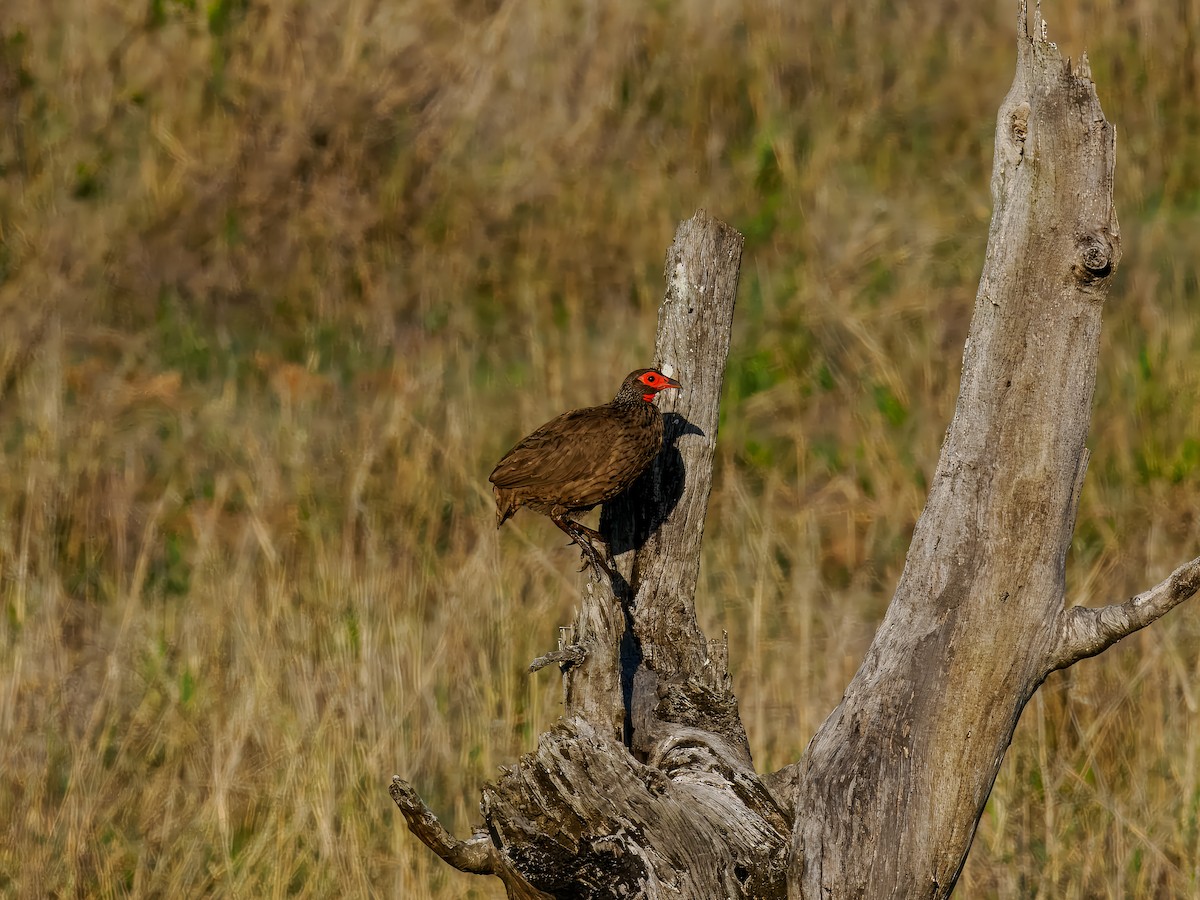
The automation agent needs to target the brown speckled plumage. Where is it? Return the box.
[489,368,681,561]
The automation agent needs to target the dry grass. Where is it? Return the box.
[2,0,1200,895]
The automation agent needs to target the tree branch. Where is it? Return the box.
[602,210,748,759]
[562,209,745,748]
[788,5,1125,893]
[390,776,556,899]
[1049,556,1200,671]
[389,777,497,874]
[436,213,781,898]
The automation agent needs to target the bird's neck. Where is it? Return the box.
[612,390,654,408]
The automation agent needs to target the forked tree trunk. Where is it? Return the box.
[393,5,1200,897]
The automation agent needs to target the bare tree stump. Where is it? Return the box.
[393,6,1200,897]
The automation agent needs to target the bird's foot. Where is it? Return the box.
[565,531,617,581]
[552,515,618,581]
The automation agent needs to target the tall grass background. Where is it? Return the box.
[2,0,1200,896]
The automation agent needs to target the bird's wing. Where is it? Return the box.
[488,407,649,490]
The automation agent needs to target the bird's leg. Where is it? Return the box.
[563,522,607,574]
[551,514,617,579]
[564,519,603,545]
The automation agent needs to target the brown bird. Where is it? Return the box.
[489,368,682,569]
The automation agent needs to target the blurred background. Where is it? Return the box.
[2,0,1199,896]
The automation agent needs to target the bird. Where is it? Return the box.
[489,368,682,571]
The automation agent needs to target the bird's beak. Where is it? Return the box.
[662,375,682,391]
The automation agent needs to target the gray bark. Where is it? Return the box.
[392,5,1200,897]
[471,210,792,898]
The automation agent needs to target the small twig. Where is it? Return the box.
[529,644,587,673]
[388,777,497,874]
[1048,556,1200,671]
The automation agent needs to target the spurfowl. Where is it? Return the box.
[489,368,682,570]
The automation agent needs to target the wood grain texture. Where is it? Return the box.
[786,5,1125,896]
[479,210,789,898]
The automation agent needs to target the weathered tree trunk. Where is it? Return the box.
[395,208,791,898]
[476,210,792,898]
[783,3,1118,889]
[393,5,1200,897]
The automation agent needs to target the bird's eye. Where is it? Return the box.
[646,374,657,383]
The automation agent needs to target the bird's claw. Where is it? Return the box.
[565,534,616,580]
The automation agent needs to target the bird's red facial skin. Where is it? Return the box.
[642,393,655,403]
[637,370,681,394]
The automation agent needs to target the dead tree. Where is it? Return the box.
[392,5,1200,897]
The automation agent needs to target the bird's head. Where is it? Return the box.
[620,368,683,404]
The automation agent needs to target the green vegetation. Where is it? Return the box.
[3,0,1200,895]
